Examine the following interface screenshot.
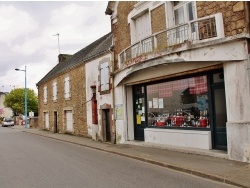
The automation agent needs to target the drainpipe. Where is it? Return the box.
[109,44,116,144]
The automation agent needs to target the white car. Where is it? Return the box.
[2,117,14,127]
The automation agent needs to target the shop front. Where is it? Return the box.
[133,69,227,150]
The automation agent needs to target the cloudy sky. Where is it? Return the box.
[0,1,111,93]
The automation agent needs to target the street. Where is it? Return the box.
[0,127,237,188]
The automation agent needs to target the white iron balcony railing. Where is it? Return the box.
[119,13,224,66]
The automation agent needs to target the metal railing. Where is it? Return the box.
[119,13,224,67]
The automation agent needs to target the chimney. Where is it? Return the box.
[58,54,72,63]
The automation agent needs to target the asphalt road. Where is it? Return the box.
[0,127,237,188]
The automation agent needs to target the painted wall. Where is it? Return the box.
[85,53,113,140]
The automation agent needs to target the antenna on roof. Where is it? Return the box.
[53,33,61,55]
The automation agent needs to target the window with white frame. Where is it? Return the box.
[64,77,71,99]
[166,1,197,45]
[43,86,47,103]
[100,62,110,92]
[53,81,57,101]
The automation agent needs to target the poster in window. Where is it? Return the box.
[159,98,164,108]
[148,101,152,108]
[153,98,158,108]
[142,107,145,113]
[197,95,208,111]
[137,115,141,124]
[115,104,123,120]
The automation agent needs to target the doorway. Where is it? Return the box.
[103,109,111,142]
[133,85,146,141]
[54,111,58,133]
[211,72,227,150]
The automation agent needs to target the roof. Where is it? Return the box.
[36,32,112,86]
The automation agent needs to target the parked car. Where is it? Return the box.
[2,117,14,127]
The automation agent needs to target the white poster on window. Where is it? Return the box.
[153,98,158,108]
[142,107,145,113]
[159,98,164,108]
[148,101,152,108]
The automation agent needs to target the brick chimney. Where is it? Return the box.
[58,54,72,63]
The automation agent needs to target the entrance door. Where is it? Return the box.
[103,109,111,142]
[54,111,58,133]
[133,85,146,141]
[211,75,227,150]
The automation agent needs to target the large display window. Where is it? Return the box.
[147,75,209,128]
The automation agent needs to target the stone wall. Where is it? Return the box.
[38,64,88,136]
[113,1,137,71]
[197,1,247,36]
[151,4,166,34]
[29,117,38,128]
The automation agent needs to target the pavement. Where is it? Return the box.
[11,125,250,188]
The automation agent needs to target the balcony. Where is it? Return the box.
[119,13,224,67]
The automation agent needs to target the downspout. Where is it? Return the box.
[245,2,250,92]
[109,44,116,144]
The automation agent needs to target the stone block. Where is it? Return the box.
[233,2,244,12]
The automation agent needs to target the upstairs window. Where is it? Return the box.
[53,81,57,101]
[166,1,196,45]
[173,1,195,26]
[43,86,47,103]
[64,77,71,99]
[100,62,110,91]
[134,12,151,42]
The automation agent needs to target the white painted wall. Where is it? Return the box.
[145,128,212,149]
[224,60,250,162]
[85,53,112,140]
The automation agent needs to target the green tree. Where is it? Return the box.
[4,88,38,116]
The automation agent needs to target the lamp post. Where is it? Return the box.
[15,66,28,128]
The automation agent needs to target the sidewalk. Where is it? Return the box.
[13,126,250,188]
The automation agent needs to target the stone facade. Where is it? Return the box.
[151,4,166,34]
[197,1,247,36]
[113,1,137,71]
[111,1,249,71]
[38,64,88,136]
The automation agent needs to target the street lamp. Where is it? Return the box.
[15,66,28,128]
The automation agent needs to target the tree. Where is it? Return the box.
[4,88,38,116]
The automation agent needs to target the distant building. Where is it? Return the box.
[0,92,13,117]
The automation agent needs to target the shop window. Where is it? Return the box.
[43,86,47,103]
[147,75,209,128]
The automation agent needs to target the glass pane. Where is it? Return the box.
[213,73,224,83]
[187,2,194,21]
[147,75,209,128]
[174,7,184,25]
[214,88,227,128]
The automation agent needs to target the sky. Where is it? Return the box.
[0,1,111,94]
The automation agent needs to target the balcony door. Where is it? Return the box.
[171,1,197,44]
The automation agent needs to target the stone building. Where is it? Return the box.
[105,1,250,163]
[36,32,112,138]
[0,92,13,118]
